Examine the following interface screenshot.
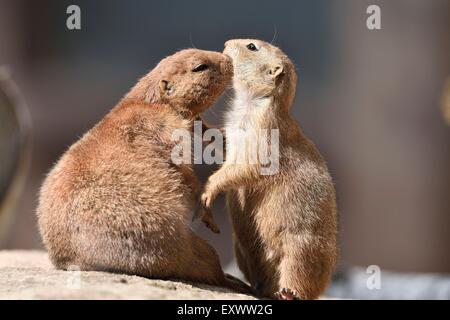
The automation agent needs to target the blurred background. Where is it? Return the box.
[0,0,449,299]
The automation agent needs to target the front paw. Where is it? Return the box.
[200,208,220,234]
[201,192,212,209]
[274,288,301,300]
[200,187,217,209]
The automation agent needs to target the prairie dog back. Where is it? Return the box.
[37,49,250,293]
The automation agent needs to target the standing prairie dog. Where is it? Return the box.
[37,49,249,292]
[201,40,338,299]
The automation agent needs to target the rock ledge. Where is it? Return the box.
[0,250,256,300]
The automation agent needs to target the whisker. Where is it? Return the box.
[189,32,197,49]
[270,24,278,44]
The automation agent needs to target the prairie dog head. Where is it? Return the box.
[128,49,233,117]
[224,39,297,110]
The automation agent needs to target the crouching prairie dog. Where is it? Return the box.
[201,40,338,299]
[37,49,250,293]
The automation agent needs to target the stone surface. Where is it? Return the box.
[0,250,257,300]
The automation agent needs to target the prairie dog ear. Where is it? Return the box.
[159,79,174,96]
[268,64,283,79]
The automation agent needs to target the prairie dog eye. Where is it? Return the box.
[246,43,258,51]
[192,64,209,72]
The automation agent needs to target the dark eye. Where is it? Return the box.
[192,64,209,72]
[246,43,258,51]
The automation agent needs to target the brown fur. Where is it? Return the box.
[37,49,249,293]
[201,40,338,299]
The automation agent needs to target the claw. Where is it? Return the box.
[197,206,220,234]
[201,212,220,234]
[275,288,301,300]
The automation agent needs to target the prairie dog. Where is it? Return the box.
[201,40,338,299]
[37,49,249,292]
